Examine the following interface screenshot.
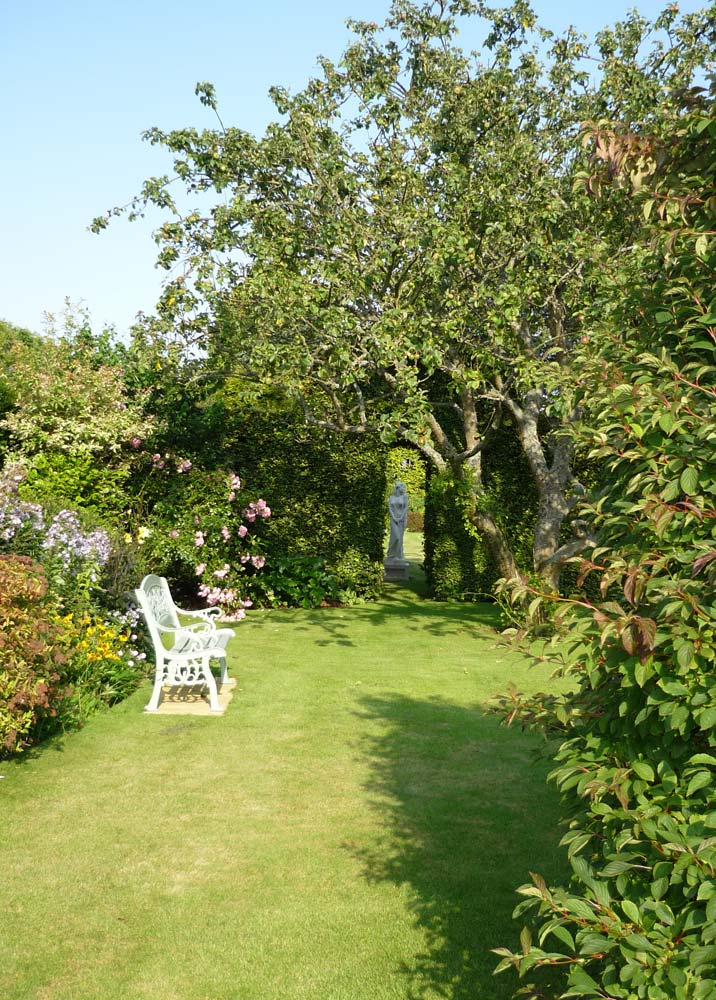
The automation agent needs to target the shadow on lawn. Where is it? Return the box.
[248,584,503,648]
[349,694,568,1000]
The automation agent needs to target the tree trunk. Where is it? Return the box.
[533,489,571,592]
[470,507,521,583]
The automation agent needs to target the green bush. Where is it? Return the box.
[18,452,131,520]
[132,461,269,619]
[250,554,339,609]
[53,609,151,727]
[493,105,716,999]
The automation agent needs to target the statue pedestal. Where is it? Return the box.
[383,557,410,582]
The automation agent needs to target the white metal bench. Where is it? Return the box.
[134,574,236,713]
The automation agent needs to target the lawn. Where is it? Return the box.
[1,538,568,1000]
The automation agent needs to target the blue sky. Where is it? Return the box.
[1,0,705,337]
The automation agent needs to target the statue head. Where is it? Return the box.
[392,481,407,495]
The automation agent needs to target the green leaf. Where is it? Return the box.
[651,876,669,900]
[689,945,716,972]
[698,706,716,730]
[687,771,712,796]
[680,467,700,495]
[632,761,654,781]
[548,923,576,951]
[688,754,716,766]
[565,966,601,995]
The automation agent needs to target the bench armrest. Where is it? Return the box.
[174,605,222,624]
[156,620,210,636]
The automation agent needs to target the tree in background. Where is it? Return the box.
[493,71,716,998]
[93,0,714,593]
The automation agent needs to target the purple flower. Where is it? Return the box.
[221,526,231,541]
[237,525,248,538]
[176,458,192,474]
[194,531,205,547]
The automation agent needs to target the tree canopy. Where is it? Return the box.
[94,0,715,590]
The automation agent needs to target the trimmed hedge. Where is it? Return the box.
[386,446,427,514]
[424,421,537,600]
[145,404,388,606]
[225,416,387,602]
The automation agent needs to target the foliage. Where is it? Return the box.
[0,332,151,461]
[222,412,387,605]
[92,0,714,593]
[0,466,113,612]
[425,421,537,600]
[129,460,267,620]
[0,319,44,461]
[18,451,132,520]
[492,85,716,998]
[250,554,340,609]
[386,446,426,515]
[0,468,151,755]
[0,555,68,756]
[424,470,491,600]
[1,307,156,530]
[53,607,151,727]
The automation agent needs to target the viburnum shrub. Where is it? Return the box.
[0,555,69,756]
[136,461,269,619]
[492,105,716,997]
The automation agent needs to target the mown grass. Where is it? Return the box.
[1,538,569,1000]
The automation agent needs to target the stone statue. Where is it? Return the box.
[384,482,409,580]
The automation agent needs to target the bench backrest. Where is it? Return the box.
[135,574,182,650]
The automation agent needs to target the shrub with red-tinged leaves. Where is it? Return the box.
[0,554,69,756]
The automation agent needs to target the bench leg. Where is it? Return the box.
[218,656,235,688]
[145,672,165,713]
[204,660,223,713]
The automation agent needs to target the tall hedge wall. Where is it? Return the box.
[218,413,388,602]
[423,421,537,600]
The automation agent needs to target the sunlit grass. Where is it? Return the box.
[1,550,568,999]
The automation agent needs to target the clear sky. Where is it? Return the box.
[1,0,705,338]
